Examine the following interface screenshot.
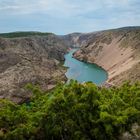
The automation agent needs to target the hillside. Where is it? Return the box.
[0,33,68,103]
[0,27,140,140]
[72,27,140,85]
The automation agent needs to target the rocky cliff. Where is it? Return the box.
[0,33,68,103]
[73,27,140,85]
[60,33,83,47]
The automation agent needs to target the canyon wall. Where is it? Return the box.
[0,33,68,103]
[73,27,140,85]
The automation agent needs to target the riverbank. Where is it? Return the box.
[64,49,108,85]
[73,42,139,86]
[72,52,113,87]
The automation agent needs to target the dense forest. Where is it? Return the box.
[0,80,140,140]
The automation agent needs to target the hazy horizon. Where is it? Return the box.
[0,0,140,35]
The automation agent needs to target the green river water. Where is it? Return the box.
[64,49,108,85]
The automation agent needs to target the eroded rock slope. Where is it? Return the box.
[0,33,68,103]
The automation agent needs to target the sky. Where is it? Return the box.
[0,0,140,34]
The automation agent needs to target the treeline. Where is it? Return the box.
[0,32,52,38]
[0,80,140,140]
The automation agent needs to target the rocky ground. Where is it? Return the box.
[72,27,140,86]
[0,34,68,103]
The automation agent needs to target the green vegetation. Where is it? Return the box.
[0,32,52,38]
[0,80,140,140]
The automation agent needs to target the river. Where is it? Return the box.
[64,49,108,85]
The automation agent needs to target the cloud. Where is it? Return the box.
[0,0,131,16]
[0,0,139,34]
[0,0,138,17]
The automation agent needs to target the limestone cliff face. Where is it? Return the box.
[73,27,140,85]
[60,33,83,47]
[0,34,68,103]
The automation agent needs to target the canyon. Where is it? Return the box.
[0,27,140,103]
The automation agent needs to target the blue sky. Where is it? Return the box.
[0,0,140,34]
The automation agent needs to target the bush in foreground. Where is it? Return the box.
[0,80,140,140]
